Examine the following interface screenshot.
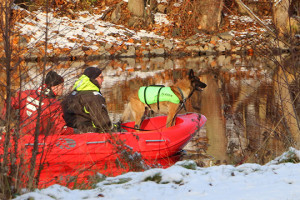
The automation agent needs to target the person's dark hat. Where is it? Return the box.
[83,67,102,79]
[45,71,64,87]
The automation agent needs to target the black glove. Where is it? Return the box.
[111,121,127,132]
[111,122,121,132]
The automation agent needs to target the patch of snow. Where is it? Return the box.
[154,13,170,25]
[157,0,168,3]
[239,16,254,23]
[13,149,300,200]
[16,9,164,49]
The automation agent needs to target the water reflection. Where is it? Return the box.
[201,74,228,165]
[19,55,298,166]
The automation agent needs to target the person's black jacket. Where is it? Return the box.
[62,75,111,133]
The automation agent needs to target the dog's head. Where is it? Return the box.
[188,69,207,91]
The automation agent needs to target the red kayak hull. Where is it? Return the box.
[1,113,207,187]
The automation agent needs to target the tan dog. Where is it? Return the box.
[121,69,207,128]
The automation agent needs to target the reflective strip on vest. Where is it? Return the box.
[84,106,96,128]
[26,96,44,116]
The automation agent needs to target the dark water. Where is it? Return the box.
[24,54,298,167]
[97,55,297,166]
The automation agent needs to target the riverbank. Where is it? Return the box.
[2,5,295,62]
[12,148,300,200]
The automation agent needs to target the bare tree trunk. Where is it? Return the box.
[274,63,300,147]
[197,0,224,32]
[0,0,15,198]
[27,0,50,190]
[272,0,292,37]
[128,0,145,17]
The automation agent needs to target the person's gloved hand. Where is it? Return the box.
[111,121,121,132]
[111,121,127,132]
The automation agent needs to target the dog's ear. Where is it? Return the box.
[188,69,194,79]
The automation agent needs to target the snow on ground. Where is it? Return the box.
[14,5,165,50]
[14,4,270,52]
[13,147,300,200]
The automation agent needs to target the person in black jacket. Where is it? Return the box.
[62,67,112,133]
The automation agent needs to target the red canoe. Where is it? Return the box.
[2,113,207,187]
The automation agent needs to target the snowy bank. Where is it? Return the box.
[13,147,300,200]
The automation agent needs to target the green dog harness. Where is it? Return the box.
[138,86,180,109]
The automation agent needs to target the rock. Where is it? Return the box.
[163,39,173,50]
[222,41,232,51]
[84,24,95,30]
[217,55,226,65]
[150,48,165,56]
[217,32,234,40]
[120,45,136,57]
[186,46,200,52]
[157,4,167,13]
[199,45,205,52]
[70,60,85,69]
[105,43,113,50]
[57,51,69,60]
[70,48,85,57]
[121,57,135,68]
[208,43,215,48]
[225,63,234,70]
[204,44,215,55]
[165,59,174,69]
[142,50,150,56]
[199,37,210,43]
[127,45,136,55]
[24,49,40,60]
[185,38,198,45]
[97,46,110,57]
[111,3,122,23]
[210,35,219,42]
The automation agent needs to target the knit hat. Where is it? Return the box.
[83,67,102,79]
[45,71,64,87]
